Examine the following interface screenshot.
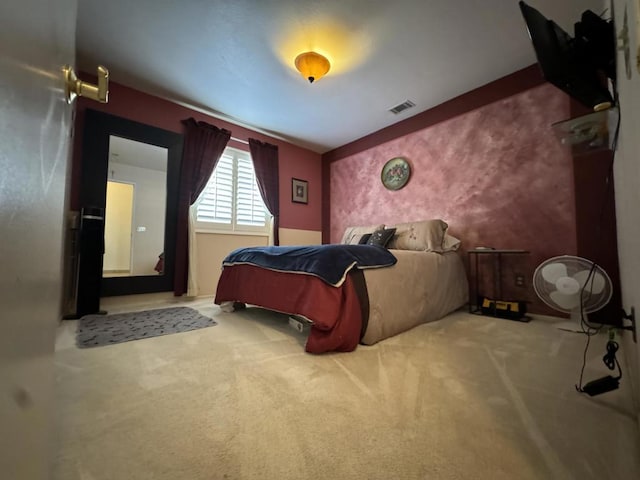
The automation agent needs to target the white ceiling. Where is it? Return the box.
[77,0,605,153]
[109,135,167,173]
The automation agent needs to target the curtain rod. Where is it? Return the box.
[231,136,249,145]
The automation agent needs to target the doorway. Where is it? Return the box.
[103,180,134,277]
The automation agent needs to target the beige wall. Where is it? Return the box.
[195,233,268,297]
[612,0,640,424]
[279,228,322,246]
[195,228,322,296]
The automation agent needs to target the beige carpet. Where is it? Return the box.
[54,299,640,479]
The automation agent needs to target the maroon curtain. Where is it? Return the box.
[174,118,231,295]
[248,138,280,245]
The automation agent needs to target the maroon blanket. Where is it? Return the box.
[215,264,368,353]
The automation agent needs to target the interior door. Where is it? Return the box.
[0,0,77,477]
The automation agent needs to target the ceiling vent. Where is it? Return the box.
[389,100,416,114]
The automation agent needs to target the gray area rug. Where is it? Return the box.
[77,306,217,348]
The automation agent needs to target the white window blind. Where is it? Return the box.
[195,148,267,232]
[235,155,266,226]
[196,153,233,225]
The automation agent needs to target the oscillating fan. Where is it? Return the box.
[533,255,613,331]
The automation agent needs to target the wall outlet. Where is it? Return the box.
[515,274,525,287]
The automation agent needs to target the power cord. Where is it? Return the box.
[602,338,622,380]
[573,107,621,394]
[575,332,593,391]
[576,330,622,395]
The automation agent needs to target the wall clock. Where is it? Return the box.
[381,157,411,190]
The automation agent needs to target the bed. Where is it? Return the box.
[214,219,468,353]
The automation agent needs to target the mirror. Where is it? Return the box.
[103,136,168,278]
[80,109,183,296]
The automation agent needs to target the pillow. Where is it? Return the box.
[340,224,385,245]
[442,234,461,252]
[387,219,448,252]
[358,233,372,244]
[367,228,396,247]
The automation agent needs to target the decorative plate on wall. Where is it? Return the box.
[381,157,411,190]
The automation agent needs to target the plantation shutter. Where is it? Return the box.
[196,153,233,224]
[195,148,266,230]
[236,155,266,226]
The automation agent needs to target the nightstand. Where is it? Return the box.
[468,248,530,322]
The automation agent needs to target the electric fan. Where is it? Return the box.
[533,255,613,331]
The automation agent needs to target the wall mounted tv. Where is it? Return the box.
[519,1,616,112]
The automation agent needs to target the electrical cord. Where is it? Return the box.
[603,339,622,380]
[579,111,618,331]
[575,335,622,393]
[574,86,621,392]
[579,262,601,333]
[574,208,611,392]
[575,332,593,392]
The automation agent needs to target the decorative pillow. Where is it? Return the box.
[358,233,372,244]
[367,228,397,247]
[340,224,385,245]
[387,219,448,252]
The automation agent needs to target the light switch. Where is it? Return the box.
[137,226,146,232]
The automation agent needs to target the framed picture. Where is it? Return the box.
[381,157,411,190]
[291,178,308,204]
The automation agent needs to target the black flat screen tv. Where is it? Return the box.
[519,1,614,111]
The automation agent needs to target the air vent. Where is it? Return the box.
[389,100,416,114]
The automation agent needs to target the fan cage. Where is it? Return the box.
[533,255,612,314]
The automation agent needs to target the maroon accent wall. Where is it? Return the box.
[70,80,322,231]
[323,65,545,165]
[323,73,581,315]
[321,65,546,244]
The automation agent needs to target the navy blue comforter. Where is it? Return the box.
[222,244,397,286]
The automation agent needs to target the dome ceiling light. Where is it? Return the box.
[294,51,331,83]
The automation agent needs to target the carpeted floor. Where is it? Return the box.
[77,306,216,348]
[54,299,640,479]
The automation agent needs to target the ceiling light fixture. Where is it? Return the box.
[294,52,330,83]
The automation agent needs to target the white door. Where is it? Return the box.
[0,0,77,477]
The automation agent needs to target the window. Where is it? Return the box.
[194,147,268,233]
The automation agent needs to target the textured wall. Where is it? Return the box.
[330,83,578,312]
